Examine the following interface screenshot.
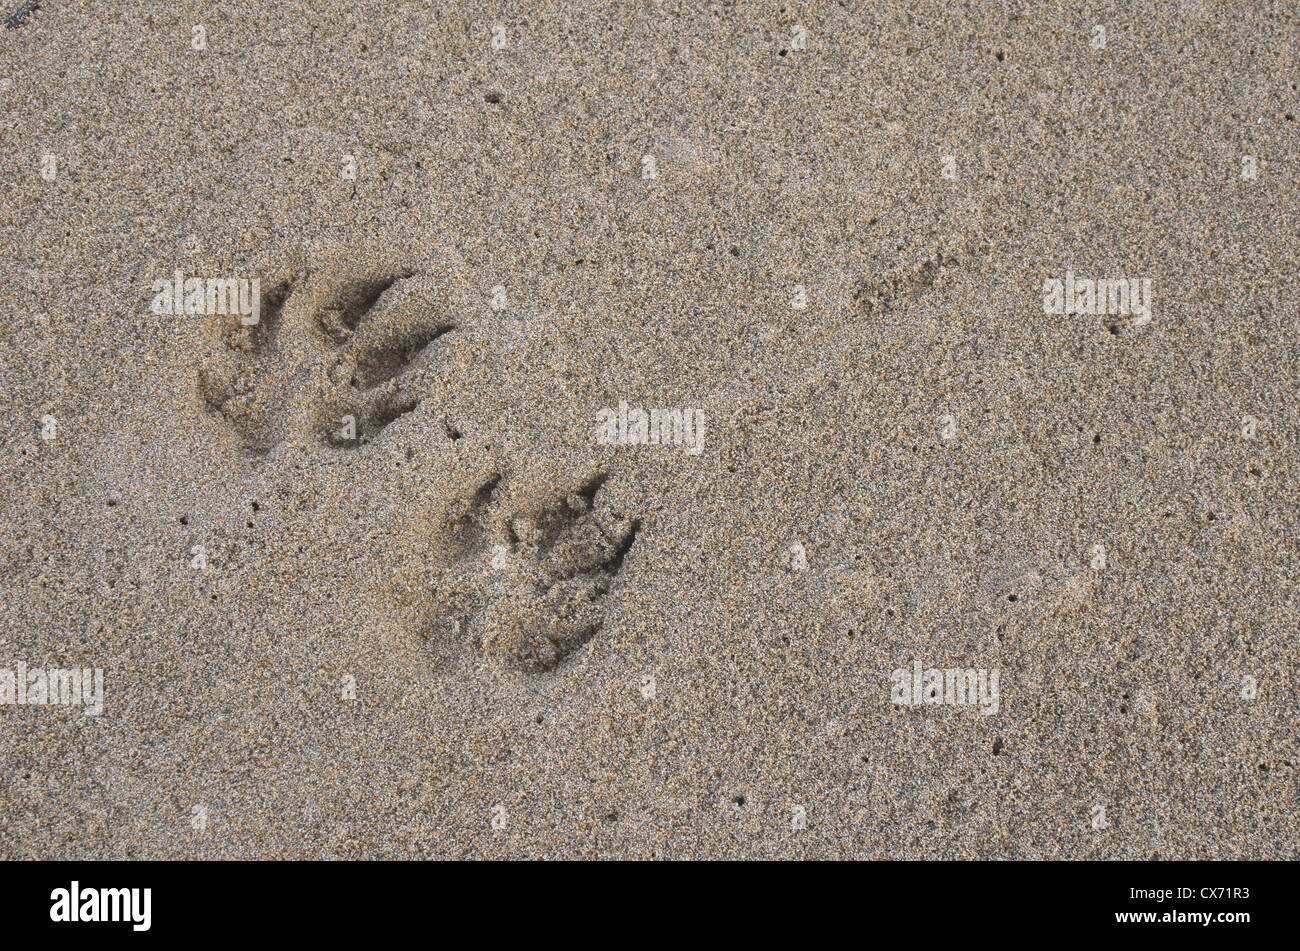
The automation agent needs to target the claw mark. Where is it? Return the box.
[352,322,455,390]
[316,271,414,342]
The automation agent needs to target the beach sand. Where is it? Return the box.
[0,0,1296,858]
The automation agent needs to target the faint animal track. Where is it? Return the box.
[852,244,961,317]
[197,266,452,453]
[420,472,640,672]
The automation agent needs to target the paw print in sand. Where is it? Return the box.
[422,473,640,672]
[197,266,453,453]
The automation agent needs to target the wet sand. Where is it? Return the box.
[0,1,1296,858]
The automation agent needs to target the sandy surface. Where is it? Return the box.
[1,1,1296,858]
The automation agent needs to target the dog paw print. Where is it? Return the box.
[424,473,640,672]
[197,267,453,453]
